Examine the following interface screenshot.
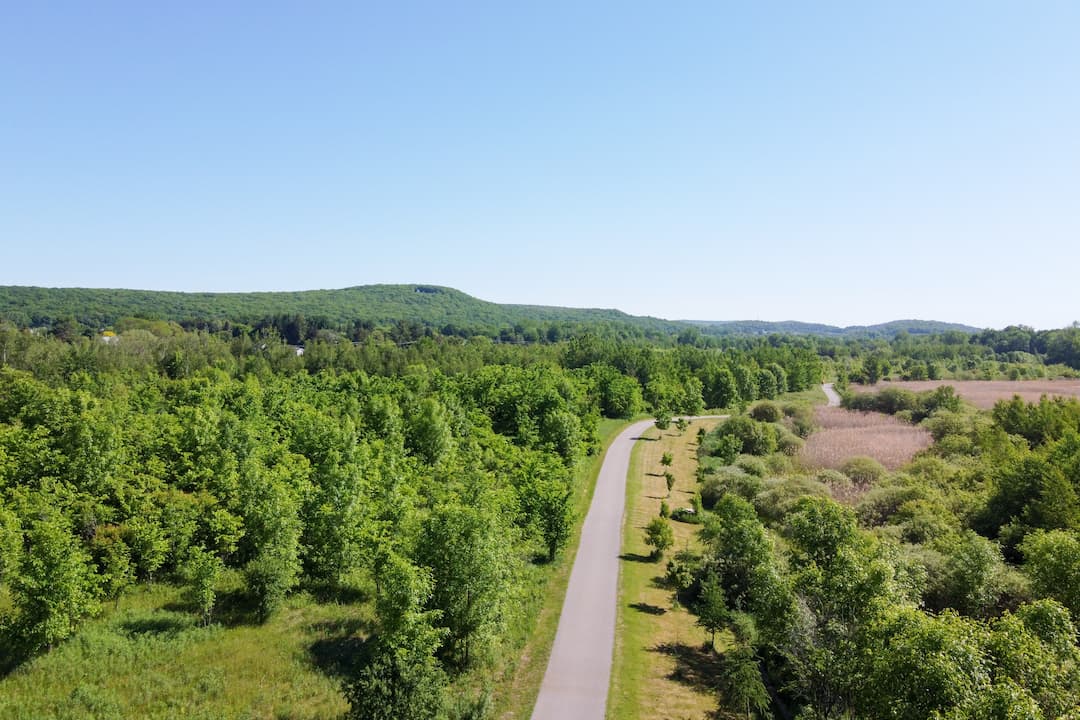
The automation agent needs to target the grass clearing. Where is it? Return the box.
[495,417,635,720]
[608,417,726,720]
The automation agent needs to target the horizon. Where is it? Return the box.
[3,3,1079,329]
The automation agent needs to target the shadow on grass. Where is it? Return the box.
[619,552,656,564]
[629,602,667,616]
[631,436,659,442]
[120,615,194,636]
[304,581,369,606]
[307,618,373,679]
[652,641,725,694]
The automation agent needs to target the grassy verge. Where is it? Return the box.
[778,386,828,405]
[608,418,727,720]
[494,417,636,719]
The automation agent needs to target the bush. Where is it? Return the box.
[856,481,929,526]
[783,403,817,438]
[734,455,767,478]
[712,415,777,456]
[749,401,782,423]
[815,468,851,486]
[698,432,742,465]
[775,426,804,456]
[671,507,701,524]
[700,467,763,508]
[659,501,670,518]
[840,456,886,484]
[754,476,830,525]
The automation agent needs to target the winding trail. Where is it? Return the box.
[531,419,653,720]
[822,382,842,407]
[531,415,726,720]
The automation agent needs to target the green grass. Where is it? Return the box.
[779,386,829,405]
[0,580,371,719]
[493,417,635,719]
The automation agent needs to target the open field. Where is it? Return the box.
[800,407,932,471]
[608,418,726,720]
[852,379,1080,410]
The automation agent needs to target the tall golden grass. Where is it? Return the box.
[852,379,1080,410]
[800,407,932,471]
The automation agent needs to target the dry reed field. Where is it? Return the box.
[852,380,1080,410]
[800,407,932,471]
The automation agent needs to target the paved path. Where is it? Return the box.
[531,419,653,720]
[822,382,842,407]
[532,415,726,720]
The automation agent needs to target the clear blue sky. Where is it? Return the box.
[3,2,1077,329]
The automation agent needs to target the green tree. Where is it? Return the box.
[0,503,20,584]
[644,516,674,560]
[695,570,730,646]
[184,546,223,626]
[655,410,672,431]
[720,645,770,720]
[417,501,516,668]
[407,397,454,465]
[12,518,100,652]
[1020,529,1080,618]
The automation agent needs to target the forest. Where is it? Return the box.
[0,309,1079,719]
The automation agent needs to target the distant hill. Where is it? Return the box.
[0,284,981,338]
[0,284,683,336]
[687,318,982,338]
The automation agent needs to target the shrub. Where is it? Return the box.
[754,476,830,525]
[700,467,764,508]
[840,456,886,484]
[856,481,929,526]
[749,401,782,423]
[659,501,670,518]
[734,455,767,478]
[713,415,777,456]
[815,468,850,486]
[775,426,804,456]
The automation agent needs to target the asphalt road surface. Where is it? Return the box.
[822,382,842,407]
[530,418,653,720]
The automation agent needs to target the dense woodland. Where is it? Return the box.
[0,318,818,717]
[1,302,1079,718]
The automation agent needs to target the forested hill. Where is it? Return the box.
[0,284,980,339]
[0,284,680,336]
[688,318,982,338]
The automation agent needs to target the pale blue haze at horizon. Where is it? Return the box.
[2,2,1077,329]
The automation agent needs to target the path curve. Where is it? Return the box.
[531,416,725,720]
[822,382,842,407]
